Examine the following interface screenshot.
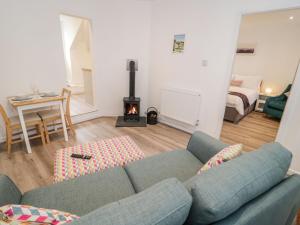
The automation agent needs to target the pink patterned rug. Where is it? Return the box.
[54,136,145,183]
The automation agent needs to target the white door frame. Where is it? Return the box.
[217,7,300,138]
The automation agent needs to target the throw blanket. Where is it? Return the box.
[228,92,250,110]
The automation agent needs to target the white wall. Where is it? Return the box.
[0,1,67,138]
[233,10,300,95]
[148,0,300,171]
[277,63,300,172]
[0,0,152,138]
[149,0,300,137]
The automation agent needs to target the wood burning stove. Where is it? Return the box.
[116,60,146,127]
[124,97,140,121]
[123,60,140,121]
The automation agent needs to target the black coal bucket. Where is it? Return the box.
[147,107,158,125]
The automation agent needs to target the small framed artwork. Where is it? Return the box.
[173,34,185,53]
[236,43,256,55]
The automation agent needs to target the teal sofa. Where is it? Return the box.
[1,131,300,225]
[263,84,292,120]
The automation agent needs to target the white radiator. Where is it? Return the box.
[160,88,201,128]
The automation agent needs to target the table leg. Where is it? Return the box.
[17,108,32,154]
[59,102,69,142]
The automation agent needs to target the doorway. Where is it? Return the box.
[59,14,96,116]
[220,8,300,151]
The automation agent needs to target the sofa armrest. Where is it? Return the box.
[187,131,228,163]
[0,175,22,206]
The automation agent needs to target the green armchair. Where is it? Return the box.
[263,84,292,120]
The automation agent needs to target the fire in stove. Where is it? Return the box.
[127,105,138,115]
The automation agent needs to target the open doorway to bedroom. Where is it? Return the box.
[220,8,300,151]
[59,14,97,117]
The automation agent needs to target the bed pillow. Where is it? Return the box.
[0,204,80,225]
[233,74,262,91]
[198,144,243,173]
[230,80,243,87]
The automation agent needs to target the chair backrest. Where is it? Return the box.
[0,104,11,127]
[61,88,72,116]
[283,84,292,94]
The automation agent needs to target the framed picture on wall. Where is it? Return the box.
[173,34,185,53]
[236,43,256,54]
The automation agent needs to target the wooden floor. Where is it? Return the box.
[221,112,280,151]
[0,117,191,193]
[0,112,282,192]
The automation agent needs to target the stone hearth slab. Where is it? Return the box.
[116,116,147,127]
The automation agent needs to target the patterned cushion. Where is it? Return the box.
[0,205,79,225]
[198,144,242,173]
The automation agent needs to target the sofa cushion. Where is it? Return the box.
[184,142,292,225]
[125,150,202,192]
[21,167,135,216]
[70,178,192,225]
[0,175,22,206]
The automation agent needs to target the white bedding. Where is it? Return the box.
[227,86,259,115]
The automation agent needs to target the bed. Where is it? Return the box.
[224,75,262,124]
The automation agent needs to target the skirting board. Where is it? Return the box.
[71,110,102,124]
[0,110,103,144]
[158,115,197,134]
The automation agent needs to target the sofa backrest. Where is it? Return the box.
[184,142,294,225]
[212,174,300,225]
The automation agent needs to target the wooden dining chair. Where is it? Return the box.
[38,88,75,143]
[0,105,46,154]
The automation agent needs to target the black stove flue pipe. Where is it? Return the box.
[129,61,135,99]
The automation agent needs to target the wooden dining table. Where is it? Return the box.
[8,94,69,154]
